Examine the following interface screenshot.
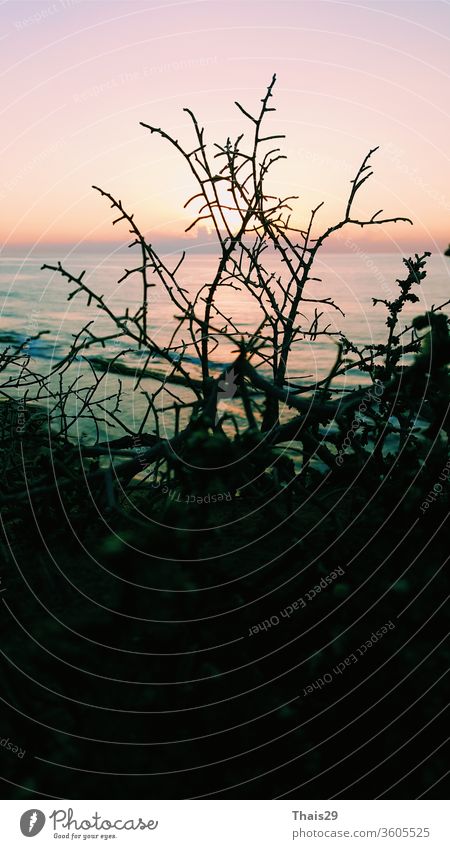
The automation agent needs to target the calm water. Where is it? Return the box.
[1,249,449,434]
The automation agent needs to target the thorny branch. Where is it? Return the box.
[1,77,441,503]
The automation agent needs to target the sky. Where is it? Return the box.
[1,0,449,255]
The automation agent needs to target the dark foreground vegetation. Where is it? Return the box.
[0,78,448,799]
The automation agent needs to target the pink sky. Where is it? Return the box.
[1,0,449,254]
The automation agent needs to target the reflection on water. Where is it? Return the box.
[1,250,449,435]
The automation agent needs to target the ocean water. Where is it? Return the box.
[1,249,449,436]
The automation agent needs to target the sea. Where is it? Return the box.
[1,249,449,439]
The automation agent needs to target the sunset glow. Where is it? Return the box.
[1,0,449,254]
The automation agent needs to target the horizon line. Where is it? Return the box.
[1,238,445,257]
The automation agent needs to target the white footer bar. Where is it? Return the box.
[0,800,446,847]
